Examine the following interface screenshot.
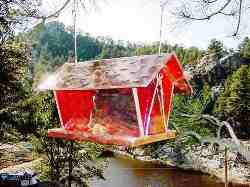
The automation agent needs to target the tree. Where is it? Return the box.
[207,39,224,59]
[37,138,105,186]
[0,0,40,44]
[0,0,38,140]
[134,42,203,65]
[28,21,104,65]
[173,0,249,36]
[0,0,39,108]
[238,37,250,59]
[169,84,213,138]
[214,65,250,138]
[0,41,28,109]
[182,47,203,64]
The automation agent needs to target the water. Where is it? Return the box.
[90,156,249,187]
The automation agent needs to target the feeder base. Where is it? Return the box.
[48,128,176,147]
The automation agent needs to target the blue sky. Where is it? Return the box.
[42,0,250,49]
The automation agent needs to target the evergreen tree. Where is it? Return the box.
[214,65,250,138]
[238,37,250,59]
[207,39,224,59]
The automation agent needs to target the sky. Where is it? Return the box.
[42,0,250,49]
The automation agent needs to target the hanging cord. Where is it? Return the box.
[158,1,168,55]
[145,73,169,135]
[157,74,168,131]
[159,74,172,132]
[73,0,78,63]
[145,76,161,135]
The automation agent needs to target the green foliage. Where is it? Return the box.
[214,65,250,137]
[32,135,105,186]
[0,41,30,141]
[182,47,203,65]
[38,22,74,60]
[26,21,204,70]
[29,22,102,65]
[143,86,214,159]
[24,22,135,71]
[98,38,134,59]
[0,0,39,44]
[238,37,250,59]
[169,87,213,138]
[0,0,40,141]
[207,39,224,59]
[135,43,203,65]
[15,92,58,138]
[0,41,28,109]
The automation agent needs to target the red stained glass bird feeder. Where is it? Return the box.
[37,53,192,147]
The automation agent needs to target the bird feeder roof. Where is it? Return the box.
[37,53,191,92]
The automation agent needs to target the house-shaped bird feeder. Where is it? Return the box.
[37,53,192,147]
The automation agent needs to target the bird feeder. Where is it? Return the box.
[37,53,192,147]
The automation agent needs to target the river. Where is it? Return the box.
[90,156,249,187]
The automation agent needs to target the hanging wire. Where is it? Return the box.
[158,1,168,55]
[73,0,78,63]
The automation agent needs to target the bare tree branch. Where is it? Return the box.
[175,0,248,36]
[180,0,233,21]
[202,0,220,4]
[219,11,236,16]
[33,0,71,20]
[233,0,243,36]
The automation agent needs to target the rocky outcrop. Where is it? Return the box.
[0,143,33,170]
[186,53,249,91]
[181,142,250,184]
[0,158,42,173]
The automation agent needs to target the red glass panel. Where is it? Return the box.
[54,90,95,131]
[148,91,165,135]
[137,82,154,132]
[166,54,192,94]
[137,80,165,135]
[137,69,175,135]
[160,69,174,129]
[166,55,183,80]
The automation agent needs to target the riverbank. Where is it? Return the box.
[1,140,250,186]
[91,155,248,187]
[0,143,33,170]
[107,139,250,186]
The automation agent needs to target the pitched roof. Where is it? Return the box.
[37,53,189,91]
